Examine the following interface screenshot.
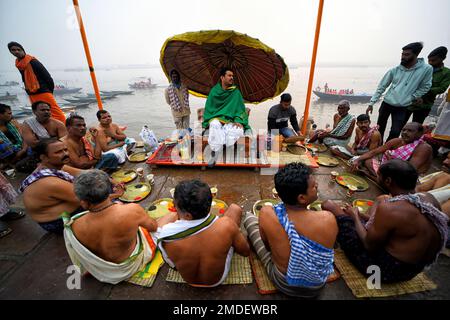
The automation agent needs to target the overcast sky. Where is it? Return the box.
[1,0,449,71]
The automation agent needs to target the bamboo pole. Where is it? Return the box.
[72,0,103,110]
[301,0,324,135]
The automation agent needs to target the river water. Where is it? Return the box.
[0,66,389,139]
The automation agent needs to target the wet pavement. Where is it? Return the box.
[1,150,449,300]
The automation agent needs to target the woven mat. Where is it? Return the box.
[249,252,277,294]
[127,250,164,287]
[249,252,341,295]
[334,249,436,298]
[166,254,253,285]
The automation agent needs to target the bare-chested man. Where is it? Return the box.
[19,138,123,234]
[63,170,158,284]
[21,101,67,148]
[351,122,433,180]
[243,162,337,298]
[331,114,381,160]
[416,152,450,216]
[156,179,250,287]
[323,159,448,283]
[61,114,119,171]
[94,110,133,164]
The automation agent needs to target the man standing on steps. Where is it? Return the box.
[8,41,66,123]
[366,42,433,142]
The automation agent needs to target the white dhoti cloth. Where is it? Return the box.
[103,137,136,164]
[63,210,156,284]
[154,214,231,287]
[208,119,244,152]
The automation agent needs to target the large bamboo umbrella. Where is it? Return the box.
[160,30,289,103]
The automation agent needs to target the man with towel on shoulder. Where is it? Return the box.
[156,180,250,287]
[331,114,382,159]
[323,160,448,283]
[63,170,158,284]
[351,122,432,180]
[309,100,356,148]
[21,101,67,148]
[20,138,123,234]
[61,114,119,171]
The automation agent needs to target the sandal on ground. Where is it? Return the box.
[0,221,12,238]
[0,210,26,221]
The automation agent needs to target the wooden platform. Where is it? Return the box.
[146,141,319,169]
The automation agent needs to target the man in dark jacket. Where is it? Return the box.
[267,93,301,138]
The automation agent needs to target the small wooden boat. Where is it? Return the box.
[313,90,372,103]
[63,96,97,104]
[0,81,19,87]
[101,90,134,95]
[128,77,157,89]
[53,87,82,95]
[0,93,18,102]
[85,93,117,100]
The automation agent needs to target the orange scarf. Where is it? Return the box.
[81,137,94,160]
[15,55,40,93]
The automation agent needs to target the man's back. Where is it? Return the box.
[72,203,144,263]
[24,176,79,222]
[260,206,337,275]
[163,217,242,285]
[374,196,442,264]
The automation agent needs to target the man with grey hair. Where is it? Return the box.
[20,138,124,234]
[63,170,158,284]
[309,100,356,147]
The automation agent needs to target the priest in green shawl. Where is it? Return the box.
[202,68,251,165]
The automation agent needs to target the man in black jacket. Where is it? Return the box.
[267,93,301,138]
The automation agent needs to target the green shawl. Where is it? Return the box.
[202,83,250,130]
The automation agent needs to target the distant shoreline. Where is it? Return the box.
[0,63,394,73]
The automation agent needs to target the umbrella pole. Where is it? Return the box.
[301,0,324,135]
[72,0,103,110]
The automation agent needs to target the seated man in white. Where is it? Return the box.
[63,170,158,284]
[202,67,252,166]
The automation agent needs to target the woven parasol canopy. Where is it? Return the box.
[160,30,289,103]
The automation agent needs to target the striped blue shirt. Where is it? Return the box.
[275,203,334,287]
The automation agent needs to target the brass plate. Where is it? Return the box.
[352,199,374,214]
[287,145,307,155]
[147,198,175,219]
[129,152,148,162]
[305,143,328,153]
[317,155,340,167]
[111,169,137,183]
[147,198,229,219]
[336,173,369,191]
[119,182,151,202]
[252,199,279,216]
[211,199,228,216]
